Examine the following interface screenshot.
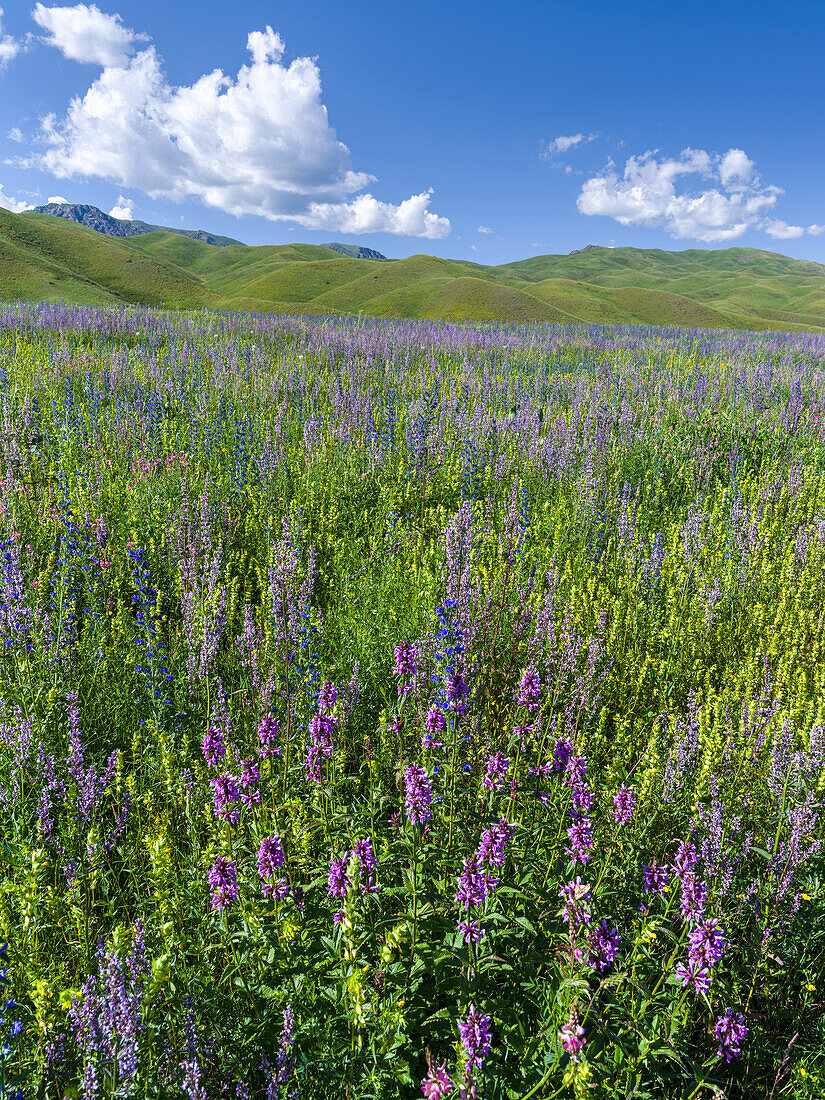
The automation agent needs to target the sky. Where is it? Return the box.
[0,0,823,264]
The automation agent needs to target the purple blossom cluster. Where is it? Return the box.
[256,834,287,899]
[455,819,513,942]
[404,764,433,826]
[305,687,338,783]
[564,754,594,866]
[207,857,238,911]
[326,836,378,899]
[714,1008,749,1062]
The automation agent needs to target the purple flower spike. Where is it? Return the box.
[714,1008,748,1062]
[421,1061,452,1099]
[642,860,668,895]
[588,920,620,972]
[559,1009,586,1062]
[318,681,338,712]
[210,773,241,823]
[207,857,238,911]
[257,835,286,899]
[611,785,636,826]
[674,957,711,995]
[404,764,433,825]
[458,1003,492,1072]
[481,751,509,792]
[515,666,542,712]
[257,715,281,758]
[202,725,226,767]
[327,855,350,899]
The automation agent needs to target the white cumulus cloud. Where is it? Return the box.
[25,18,449,238]
[47,194,68,202]
[718,148,755,190]
[32,3,144,67]
[576,147,790,242]
[541,132,597,159]
[109,194,133,219]
[0,7,20,68]
[807,224,825,236]
[0,184,34,212]
[764,218,805,240]
[477,224,493,234]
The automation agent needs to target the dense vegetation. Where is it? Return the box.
[5,204,825,329]
[0,305,823,1098]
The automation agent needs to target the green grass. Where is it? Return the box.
[5,208,825,329]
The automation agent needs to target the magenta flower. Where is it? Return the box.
[207,857,238,911]
[642,860,668,895]
[393,642,418,694]
[566,815,594,865]
[327,855,350,899]
[674,957,712,994]
[239,757,261,806]
[318,680,338,712]
[687,918,725,969]
[202,725,226,767]
[559,1010,586,1062]
[559,877,592,930]
[481,751,509,792]
[257,715,281,758]
[611,785,636,826]
[458,1003,492,1072]
[457,918,484,944]
[455,858,488,911]
[476,818,513,868]
[588,920,620,971]
[714,1008,748,1062]
[210,774,241,823]
[515,666,541,711]
[423,706,446,749]
[352,836,378,893]
[404,764,433,825]
[257,835,286,899]
[420,1061,452,1099]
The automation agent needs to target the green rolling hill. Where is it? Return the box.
[3,205,825,330]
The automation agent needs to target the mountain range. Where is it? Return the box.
[3,202,825,331]
[32,202,245,248]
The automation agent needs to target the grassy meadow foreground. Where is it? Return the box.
[0,305,823,1098]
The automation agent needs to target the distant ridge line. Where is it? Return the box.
[2,203,825,331]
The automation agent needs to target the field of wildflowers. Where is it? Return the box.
[0,302,823,1098]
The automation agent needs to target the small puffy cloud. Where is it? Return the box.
[47,193,68,202]
[25,21,449,237]
[541,132,597,159]
[0,7,20,68]
[807,224,825,236]
[764,218,805,240]
[718,148,755,190]
[109,193,133,219]
[7,126,24,143]
[477,224,493,234]
[294,190,449,238]
[577,147,787,242]
[0,184,34,212]
[32,3,144,67]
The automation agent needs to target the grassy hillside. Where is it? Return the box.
[3,207,825,330]
[1,210,221,308]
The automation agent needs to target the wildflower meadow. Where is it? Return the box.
[0,302,823,1098]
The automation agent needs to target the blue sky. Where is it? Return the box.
[0,0,823,263]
